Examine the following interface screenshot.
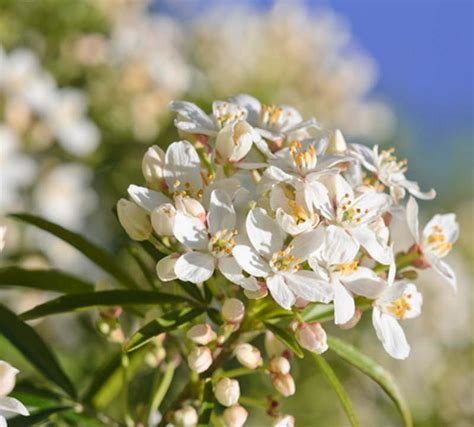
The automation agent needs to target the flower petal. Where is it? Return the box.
[156,255,178,282]
[169,100,216,135]
[290,228,325,261]
[323,225,359,265]
[333,279,355,325]
[127,185,170,212]
[207,189,236,235]
[173,211,209,250]
[283,271,333,303]
[246,208,284,258]
[174,252,215,284]
[406,196,420,243]
[430,257,457,290]
[218,257,259,290]
[342,267,387,299]
[351,226,392,265]
[0,396,29,416]
[266,274,295,310]
[372,307,410,360]
[164,141,202,194]
[232,245,270,277]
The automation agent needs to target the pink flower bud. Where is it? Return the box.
[174,405,198,427]
[234,344,262,369]
[222,298,245,324]
[273,414,295,427]
[187,324,217,346]
[187,346,212,373]
[214,378,240,407]
[295,322,328,354]
[268,356,290,375]
[222,405,248,427]
[338,308,362,330]
[271,373,295,397]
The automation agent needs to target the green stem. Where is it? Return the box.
[149,360,177,420]
[214,366,266,381]
[239,396,268,410]
[374,250,421,274]
[121,352,134,426]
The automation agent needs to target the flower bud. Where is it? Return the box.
[222,298,245,324]
[174,196,206,222]
[174,405,198,427]
[117,198,152,241]
[243,283,268,300]
[326,129,347,154]
[295,322,328,354]
[271,373,295,397]
[222,405,248,427]
[273,414,295,427]
[142,145,166,190]
[214,378,240,407]
[234,344,262,369]
[216,120,259,163]
[156,254,179,282]
[0,225,6,252]
[187,346,212,373]
[187,324,217,346]
[0,361,19,397]
[268,356,290,375]
[265,331,288,359]
[338,308,362,330]
[151,203,176,236]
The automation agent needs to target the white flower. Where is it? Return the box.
[372,282,422,359]
[187,324,217,346]
[216,120,262,163]
[317,174,393,265]
[232,208,332,310]
[294,322,328,354]
[174,405,198,427]
[170,190,257,289]
[406,197,458,289]
[222,298,245,324]
[0,361,29,425]
[214,378,240,407]
[271,372,295,397]
[187,347,213,373]
[309,225,386,324]
[349,144,435,202]
[230,94,319,142]
[272,414,295,427]
[142,145,166,191]
[151,203,176,236]
[117,198,152,241]
[222,405,248,427]
[0,226,6,252]
[268,357,291,375]
[234,344,262,369]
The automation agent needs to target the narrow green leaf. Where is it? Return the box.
[0,304,76,398]
[126,307,204,352]
[263,321,304,358]
[302,303,335,323]
[8,405,70,426]
[20,290,194,320]
[176,280,205,304]
[310,352,359,427]
[198,379,215,427]
[0,266,94,294]
[9,213,139,289]
[328,336,413,427]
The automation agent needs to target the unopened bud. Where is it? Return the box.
[222,405,248,427]
[273,414,295,427]
[234,344,262,369]
[151,203,176,236]
[187,324,217,346]
[243,282,268,300]
[402,270,419,280]
[117,198,152,241]
[0,226,6,252]
[187,347,212,374]
[0,361,19,396]
[142,145,166,191]
[339,308,362,330]
[326,129,347,154]
[271,373,295,397]
[216,120,259,163]
[295,322,328,354]
[265,331,288,359]
[268,356,290,375]
[222,298,245,324]
[214,378,240,407]
[156,254,178,282]
[174,405,198,427]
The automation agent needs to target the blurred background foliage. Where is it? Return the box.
[0,0,472,426]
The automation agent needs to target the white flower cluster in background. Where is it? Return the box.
[119,94,459,365]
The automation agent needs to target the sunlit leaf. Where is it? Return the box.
[328,336,412,427]
[0,304,76,398]
[310,352,359,427]
[263,321,304,358]
[126,307,204,352]
[9,213,139,289]
[20,290,195,320]
[0,266,94,294]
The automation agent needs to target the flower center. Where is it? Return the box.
[172,179,203,199]
[338,194,369,225]
[388,294,412,320]
[270,244,301,273]
[287,200,310,224]
[214,103,246,127]
[425,225,452,257]
[289,141,317,173]
[209,229,238,258]
[260,104,285,127]
[378,148,407,178]
[334,261,359,276]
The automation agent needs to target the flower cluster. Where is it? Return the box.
[118,95,458,425]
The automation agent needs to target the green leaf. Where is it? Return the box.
[126,307,204,352]
[0,266,94,294]
[198,379,215,427]
[328,336,412,427]
[8,406,70,426]
[263,321,304,358]
[9,213,139,289]
[176,280,205,304]
[310,352,359,427]
[0,304,76,398]
[20,290,194,320]
[301,303,335,323]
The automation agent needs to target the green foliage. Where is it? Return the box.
[263,321,304,358]
[8,406,71,426]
